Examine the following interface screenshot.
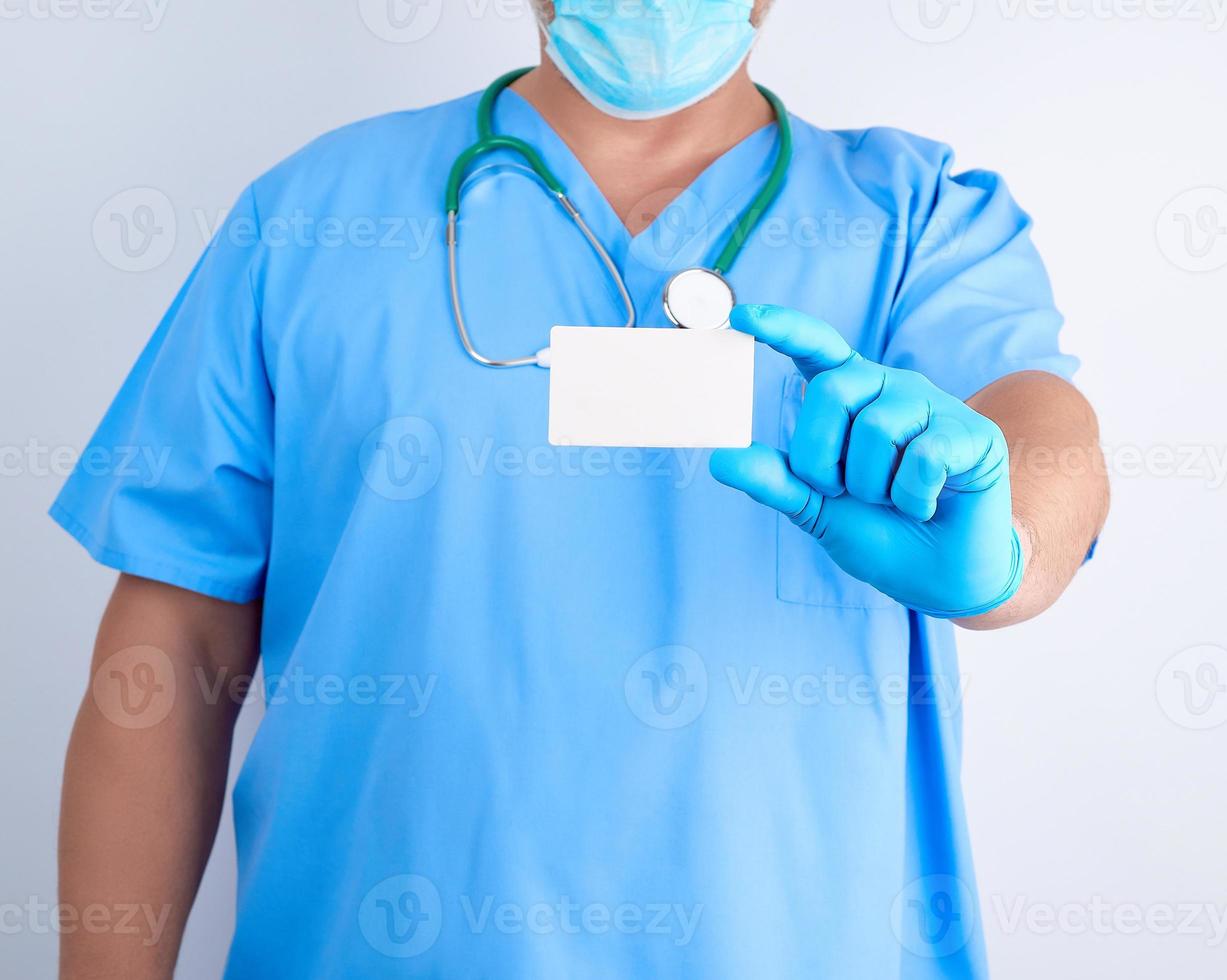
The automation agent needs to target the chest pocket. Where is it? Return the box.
[776,374,897,610]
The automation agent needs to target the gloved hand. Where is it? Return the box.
[711,305,1024,619]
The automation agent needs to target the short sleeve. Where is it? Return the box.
[50,186,273,603]
[882,151,1079,400]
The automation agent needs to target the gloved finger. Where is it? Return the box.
[729,304,856,381]
[890,419,973,521]
[845,396,931,505]
[943,417,1008,492]
[710,442,824,532]
[788,360,883,496]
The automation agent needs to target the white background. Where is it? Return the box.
[2,1,1225,977]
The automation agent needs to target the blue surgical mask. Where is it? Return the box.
[542,0,760,121]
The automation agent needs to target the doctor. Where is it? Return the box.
[55,1,1108,977]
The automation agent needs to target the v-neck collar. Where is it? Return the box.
[492,89,784,323]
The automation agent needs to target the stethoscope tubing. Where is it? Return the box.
[443,67,792,368]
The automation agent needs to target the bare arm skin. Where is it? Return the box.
[958,371,1109,630]
[59,574,260,979]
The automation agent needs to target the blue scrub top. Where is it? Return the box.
[53,87,1077,979]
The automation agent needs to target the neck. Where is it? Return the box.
[512,58,773,235]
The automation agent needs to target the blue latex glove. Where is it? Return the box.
[712,305,1024,619]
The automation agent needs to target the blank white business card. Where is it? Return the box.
[548,326,755,449]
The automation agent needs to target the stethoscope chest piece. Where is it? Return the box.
[663,267,736,331]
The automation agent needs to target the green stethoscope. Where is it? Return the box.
[445,67,794,369]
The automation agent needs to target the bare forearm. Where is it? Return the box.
[60,575,259,979]
[60,701,228,977]
[958,370,1109,630]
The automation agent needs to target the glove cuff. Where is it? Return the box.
[915,529,1026,621]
